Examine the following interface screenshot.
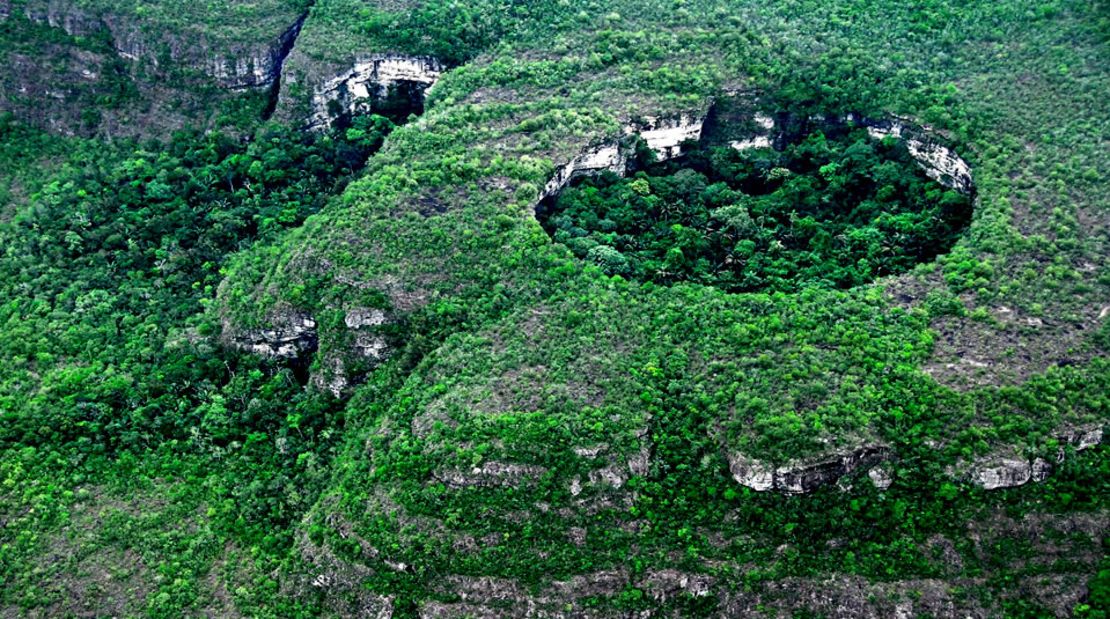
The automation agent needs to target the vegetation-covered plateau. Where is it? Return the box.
[0,0,1106,617]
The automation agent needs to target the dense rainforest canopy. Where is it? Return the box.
[541,130,973,292]
[0,0,1106,617]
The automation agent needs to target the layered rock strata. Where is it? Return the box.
[23,0,308,89]
[966,425,1104,490]
[727,445,890,494]
[305,55,443,129]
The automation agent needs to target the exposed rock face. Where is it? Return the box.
[223,310,318,360]
[305,55,443,129]
[730,110,975,195]
[434,461,548,489]
[624,113,704,159]
[727,454,775,491]
[5,1,319,136]
[730,113,775,150]
[345,308,386,329]
[864,117,975,194]
[540,113,705,201]
[22,0,308,89]
[1060,425,1104,450]
[973,457,1035,490]
[868,464,894,490]
[569,441,651,496]
[967,424,1104,490]
[730,135,772,150]
[727,445,890,494]
[303,307,393,397]
[224,304,398,397]
[310,356,350,398]
[541,142,630,200]
[539,102,973,221]
[345,307,390,361]
[205,13,307,90]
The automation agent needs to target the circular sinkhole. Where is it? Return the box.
[537,110,975,293]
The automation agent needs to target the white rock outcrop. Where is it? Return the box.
[730,136,772,150]
[228,311,318,360]
[868,464,894,490]
[728,455,776,491]
[1062,425,1104,450]
[345,307,386,329]
[866,119,974,194]
[541,143,630,200]
[973,457,1034,490]
[344,307,390,362]
[624,114,704,160]
[967,424,1104,490]
[726,110,975,195]
[307,55,443,129]
[731,113,775,150]
[727,446,889,494]
[970,455,1057,489]
[541,114,706,201]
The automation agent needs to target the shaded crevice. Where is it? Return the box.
[306,55,444,130]
[262,6,312,120]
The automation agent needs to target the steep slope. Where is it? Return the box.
[0,0,1105,617]
[0,0,311,135]
[213,0,1108,614]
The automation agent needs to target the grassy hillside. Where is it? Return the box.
[0,0,1106,616]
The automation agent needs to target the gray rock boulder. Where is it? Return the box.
[728,445,890,494]
[223,309,318,360]
[966,424,1104,490]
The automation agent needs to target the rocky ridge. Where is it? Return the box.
[223,309,318,360]
[540,113,706,200]
[22,0,310,89]
[723,424,1103,495]
[726,445,890,494]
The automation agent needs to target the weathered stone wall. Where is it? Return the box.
[222,309,318,360]
[539,98,975,212]
[22,0,308,89]
[864,116,975,194]
[539,113,706,201]
[302,54,443,129]
[728,107,975,195]
[727,445,890,494]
